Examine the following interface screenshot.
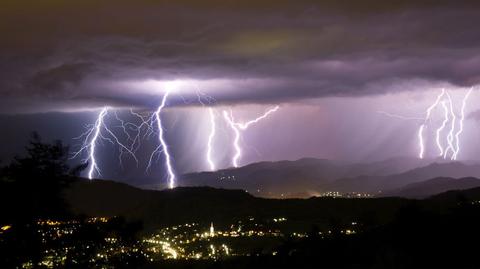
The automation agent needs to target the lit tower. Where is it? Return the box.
[210,222,215,237]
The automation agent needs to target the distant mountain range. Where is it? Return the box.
[64,179,480,231]
[65,179,396,229]
[179,157,480,198]
[181,158,345,197]
[326,162,480,194]
[382,177,480,198]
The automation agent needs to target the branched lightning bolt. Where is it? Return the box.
[223,106,280,168]
[207,108,216,171]
[72,107,138,179]
[126,109,156,153]
[237,106,280,130]
[223,110,242,168]
[194,90,220,171]
[435,101,449,156]
[418,89,445,159]
[147,91,176,189]
[86,107,108,179]
[416,88,475,160]
[452,88,473,160]
[443,92,457,159]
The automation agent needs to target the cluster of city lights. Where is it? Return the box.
[0,216,362,267]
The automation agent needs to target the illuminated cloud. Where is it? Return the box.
[1,1,480,112]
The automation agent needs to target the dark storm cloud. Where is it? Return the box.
[28,63,94,95]
[1,0,480,112]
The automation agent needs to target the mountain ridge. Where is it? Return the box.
[381,177,480,198]
[180,157,438,197]
[64,178,480,231]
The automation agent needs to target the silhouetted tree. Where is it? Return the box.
[0,132,79,223]
[0,133,86,267]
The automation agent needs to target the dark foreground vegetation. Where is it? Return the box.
[1,134,480,268]
[0,134,145,268]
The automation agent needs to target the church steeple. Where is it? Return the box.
[210,222,215,237]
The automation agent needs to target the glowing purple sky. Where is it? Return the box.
[1,1,480,185]
[2,1,480,111]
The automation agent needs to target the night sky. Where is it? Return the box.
[2,0,480,187]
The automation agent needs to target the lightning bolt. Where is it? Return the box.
[418,89,445,159]
[223,106,280,168]
[86,107,108,179]
[237,106,280,130]
[435,101,449,157]
[72,107,138,179]
[194,90,219,171]
[223,110,242,168]
[416,87,474,160]
[207,108,216,171]
[443,92,457,159]
[418,125,425,159]
[376,111,424,121]
[452,88,474,160]
[126,109,157,153]
[147,90,176,189]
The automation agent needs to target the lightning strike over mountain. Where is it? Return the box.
[452,88,474,160]
[415,88,476,160]
[194,90,219,171]
[147,90,176,189]
[418,125,425,160]
[443,92,457,159]
[223,110,242,168]
[223,106,280,167]
[72,107,138,179]
[418,89,445,159]
[85,107,108,179]
[435,101,449,156]
[207,108,216,171]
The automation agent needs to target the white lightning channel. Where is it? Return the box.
[237,106,280,130]
[435,101,449,157]
[148,90,176,189]
[194,90,219,171]
[418,89,445,159]
[443,92,457,159]
[452,88,474,160]
[223,106,279,168]
[418,125,425,160]
[223,110,242,168]
[127,109,157,153]
[207,108,216,171]
[87,107,108,179]
[71,107,138,180]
